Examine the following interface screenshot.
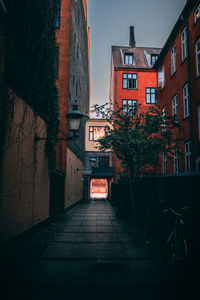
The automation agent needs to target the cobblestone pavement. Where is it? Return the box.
[0,200,199,299]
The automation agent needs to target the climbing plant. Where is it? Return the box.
[5,0,60,168]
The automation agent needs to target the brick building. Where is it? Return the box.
[155,0,200,174]
[52,0,90,214]
[0,0,90,244]
[109,26,161,180]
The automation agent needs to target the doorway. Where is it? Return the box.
[90,178,108,199]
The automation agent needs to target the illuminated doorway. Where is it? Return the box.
[90,179,108,199]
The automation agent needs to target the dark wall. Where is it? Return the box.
[68,0,90,162]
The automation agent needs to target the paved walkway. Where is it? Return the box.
[0,200,197,299]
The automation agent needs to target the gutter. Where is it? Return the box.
[183,17,195,171]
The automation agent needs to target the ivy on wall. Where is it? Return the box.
[5,0,60,168]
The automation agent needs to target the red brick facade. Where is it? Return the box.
[155,0,200,174]
[110,32,161,180]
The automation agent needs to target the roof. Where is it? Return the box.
[154,0,198,69]
[91,167,114,178]
[112,46,162,69]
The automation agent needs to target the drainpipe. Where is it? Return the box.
[181,16,195,171]
[115,68,118,181]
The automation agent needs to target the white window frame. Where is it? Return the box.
[163,153,167,174]
[194,4,200,23]
[122,73,137,89]
[196,37,200,77]
[171,45,176,75]
[172,94,178,122]
[151,54,159,65]
[181,27,187,61]
[122,99,137,117]
[198,104,200,142]
[174,147,179,174]
[158,65,165,88]
[185,141,191,172]
[162,106,166,132]
[183,83,189,118]
[124,53,134,65]
[146,88,157,104]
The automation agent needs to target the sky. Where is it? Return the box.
[87,0,186,111]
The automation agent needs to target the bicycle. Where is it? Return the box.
[162,205,190,274]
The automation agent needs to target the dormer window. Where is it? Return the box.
[124,53,134,65]
[151,54,158,65]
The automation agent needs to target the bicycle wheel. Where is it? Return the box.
[163,231,176,266]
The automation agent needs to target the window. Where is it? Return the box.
[183,83,189,118]
[158,65,165,88]
[174,147,179,174]
[172,94,178,122]
[194,4,200,23]
[146,88,157,104]
[122,99,137,116]
[162,106,166,132]
[198,104,200,142]
[124,53,134,65]
[181,27,187,61]
[89,126,106,141]
[145,114,159,133]
[196,38,200,77]
[185,141,191,172]
[122,73,137,89]
[151,54,159,65]
[55,0,61,29]
[163,153,167,174]
[171,45,176,75]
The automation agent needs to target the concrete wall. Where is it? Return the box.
[0,93,49,244]
[65,147,83,209]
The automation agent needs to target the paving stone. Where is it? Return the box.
[41,243,72,259]
[96,220,112,226]
[24,261,65,287]
[96,243,122,250]
[75,232,97,243]
[59,260,99,287]
[54,233,77,243]
[81,220,96,226]
[96,226,114,232]
[61,225,80,233]
[79,226,96,232]
[97,249,126,259]
[96,233,119,243]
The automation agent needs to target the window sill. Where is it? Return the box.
[170,71,176,79]
[181,57,187,65]
[122,88,138,90]
[183,115,190,121]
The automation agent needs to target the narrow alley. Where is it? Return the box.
[0,200,195,300]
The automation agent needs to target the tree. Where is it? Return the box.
[92,102,182,215]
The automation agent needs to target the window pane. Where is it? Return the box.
[146,94,150,103]
[123,79,127,88]
[146,88,150,93]
[151,88,155,94]
[151,94,156,103]
[128,74,132,79]
[123,73,127,78]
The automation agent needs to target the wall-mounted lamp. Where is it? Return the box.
[35,100,84,142]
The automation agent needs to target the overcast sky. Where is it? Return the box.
[87,0,186,111]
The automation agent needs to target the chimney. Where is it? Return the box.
[129,26,136,48]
